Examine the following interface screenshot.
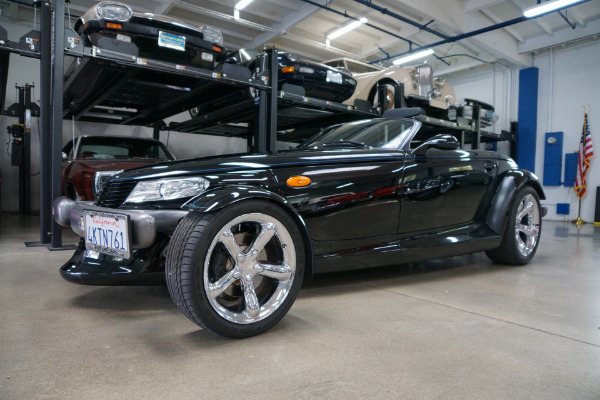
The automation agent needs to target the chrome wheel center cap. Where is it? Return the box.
[234,249,262,278]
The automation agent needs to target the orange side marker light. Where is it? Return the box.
[287,176,311,187]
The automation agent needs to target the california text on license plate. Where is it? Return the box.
[327,70,343,84]
[84,211,131,259]
[158,31,186,51]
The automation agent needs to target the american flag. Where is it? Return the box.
[574,111,594,199]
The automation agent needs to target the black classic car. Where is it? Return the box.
[75,1,226,70]
[189,49,357,118]
[53,108,546,338]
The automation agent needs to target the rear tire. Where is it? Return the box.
[165,200,305,338]
[486,186,542,265]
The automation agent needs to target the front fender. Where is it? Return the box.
[183,186,315,282]
[486,170,546,235]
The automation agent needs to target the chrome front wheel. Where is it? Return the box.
[166,200,305,338]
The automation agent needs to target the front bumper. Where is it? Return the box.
[53,196,189,248]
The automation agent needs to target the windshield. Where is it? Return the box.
[299,119,417,150]
[75,137,172,160]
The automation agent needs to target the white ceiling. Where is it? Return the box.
[8,0,600,75]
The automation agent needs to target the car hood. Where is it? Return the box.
[114,149,406,181]
[73,159,168,171]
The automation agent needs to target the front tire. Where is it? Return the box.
[165,200,305,338]
[486,186,542,265]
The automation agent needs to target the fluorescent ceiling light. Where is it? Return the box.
[392,49,434,65]
[523,0,586,18]
[235,0,254,10]
[327,17,368,40]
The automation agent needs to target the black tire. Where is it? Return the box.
[486,186,542,265]
[165,200,305,338]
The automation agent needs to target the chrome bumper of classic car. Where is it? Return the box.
[52,197,189,248]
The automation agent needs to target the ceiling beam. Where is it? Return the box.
[479,8,524,42]
[519,18,600,53]
[464,0,506,13]
[463,10,533,67]
[154,1,177,15]
[242,0,329,50]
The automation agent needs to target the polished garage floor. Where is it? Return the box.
[1,213,599,399]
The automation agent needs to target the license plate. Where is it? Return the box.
[327,70,343,84]
[84,211,131,259]
[158,31,185,51]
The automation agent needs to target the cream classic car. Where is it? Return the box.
[323,58,495,127]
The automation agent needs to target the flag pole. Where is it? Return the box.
[572,105,592,229]
[573,198,585,228]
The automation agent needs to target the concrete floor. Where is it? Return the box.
[1,213,599,399]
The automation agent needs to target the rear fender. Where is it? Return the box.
[183,186,314,282]
[486,170,546,235]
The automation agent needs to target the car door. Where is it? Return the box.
[272,152,405,272]
[398,145,498,261]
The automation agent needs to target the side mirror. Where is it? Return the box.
[414,134,460,157]
[224,56,239,64]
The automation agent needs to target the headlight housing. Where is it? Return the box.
[202,26,223,46]
[97,2,133,21]
[125,177,209,203]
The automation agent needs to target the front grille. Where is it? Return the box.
[95,179,138,208]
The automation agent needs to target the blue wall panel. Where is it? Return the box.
[543,132,563,186]
[564,152,578,187]
[517,67,539,172]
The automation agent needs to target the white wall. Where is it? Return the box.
[447,39,600,222]
[446,62,518,155]
[533,39,600,222]
[0,17,248,213]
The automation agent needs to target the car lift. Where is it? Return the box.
[0,1,513,250]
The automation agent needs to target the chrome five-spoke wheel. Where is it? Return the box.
[514,193,540,258]
[485,186,542,265]
[204,213,296,324]
[166,200,305,338]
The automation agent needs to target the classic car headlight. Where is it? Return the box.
[97,2,133,21]
[286,52,297,62]
[202,26,223,46]
[125,177,210,203]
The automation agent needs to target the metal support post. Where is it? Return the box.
[376,84,387,114]
[50,0,65,250]
[39,1,52,244]
[472,104,481,150]
[268,48,278,154]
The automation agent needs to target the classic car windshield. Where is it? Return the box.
[300,119,416,149]
[75,137,171,160]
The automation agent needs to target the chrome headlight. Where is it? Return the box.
[202,26,223,46]
[125,177,209,203]
[97,2,133,21]
[286,52,297,62]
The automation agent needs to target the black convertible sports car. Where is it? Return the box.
[54,108,546,338]
[75,1,226,70]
